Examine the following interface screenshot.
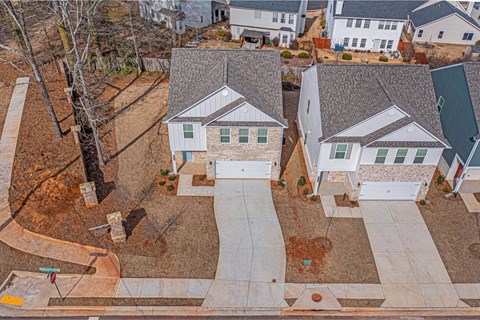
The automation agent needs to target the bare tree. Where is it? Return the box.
[0,0,63,137]
[128,1,142,74]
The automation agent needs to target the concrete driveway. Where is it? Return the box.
[360,201,463,308]
[203,180,287,309]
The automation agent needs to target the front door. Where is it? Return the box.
[183,151,193,162]
[373,39,381,51]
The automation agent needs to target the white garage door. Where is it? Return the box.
[359,182,420,200]
[215,161,271,179]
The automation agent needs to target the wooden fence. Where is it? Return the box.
[141,57,171,72]
[313,37,331,49]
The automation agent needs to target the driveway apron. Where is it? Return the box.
[203,180,287,309]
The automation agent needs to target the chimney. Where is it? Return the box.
[335,0,344,15]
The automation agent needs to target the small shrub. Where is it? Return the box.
[166,185,175,192]
[476,40,480,45]
[272,37,280,47]
[379,50,384,54]
[160,169,169,176]
[218,29,226,37]
[168,175,176,181]
[281,50,293,59]
[419,199,426,206]
[443,186,451,194]
[310,195,319,202]
[320,18,326,26]
[159,181,166,186]
[303,188,309,195]
[342,53,352,60]
[277,180,284,187]
[379,56,389,62]
[298,52,309,59]
[436,174,446,185]
[298,176,306,186]
[367,50,371,53]
[225,31,232,42]
[403,57,411,63]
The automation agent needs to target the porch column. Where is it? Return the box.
[313,171,322,195]
[172,151,178,174]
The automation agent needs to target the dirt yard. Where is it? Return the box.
[274,91,379,284]
[414,42,468,68]
[419,171,480,283]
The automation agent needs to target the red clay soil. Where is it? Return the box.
[192,175,215,187]
[334,194,359,208]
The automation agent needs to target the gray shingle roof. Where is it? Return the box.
[167,48,287,127]
[229,0,302,13]
[315,64,447,147]
[410,1,480,28]
[334,0,426,20]
[464,63,480,130]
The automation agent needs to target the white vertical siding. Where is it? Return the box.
[215,103,277,123]
[360,147,443,165]
[168,123,207,151]
[317,143,362,172]
[337,107,406,137]
[377,123,438,142]
[179,87,242,117]
[412,15,480,45]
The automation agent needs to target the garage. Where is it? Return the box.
[215,161,271,179]
[359,182,421,200]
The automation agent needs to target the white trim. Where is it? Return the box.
[454,139,480,192]
[431,62,464,72]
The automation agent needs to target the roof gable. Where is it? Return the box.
[229,0,302,13]
[410,1,480,28]
[335,0,426,20]
[376,122,439,143]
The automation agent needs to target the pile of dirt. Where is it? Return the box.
[286,236,332,274]
[334,194,359,208]
[192,175,215,187]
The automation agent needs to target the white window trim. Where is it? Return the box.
[258,129,268,144]
[437,96,445,112]
[335,143,348,159]
[220,128,231,144]
[239,128,249,144]
[413,149,428,164]
[375,149,388,164]
[183,124,194,139]
[394,149,408,164]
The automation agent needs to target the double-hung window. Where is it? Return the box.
[394,149,408,164]
[364,19,371,28]
[437,96,445,112]
[380,39,387,49]
[378,20,385,29]
[288,14,294,24]
[257,129,268,144]
[352,38,358,47]
[281,13,286,23]
[384,21,391,30]
[183,124,194,139]
[346,18,353,27]
[343,37,350,47]
[438,31,444,39]
[391,21,398,30]
[335,144,348,159]
[360,38,366,48]
[463,32,474,40]
[239,128,249,143]
[220,128,230,143]
[282,34,288,43]
[387,40,393,49]
[375,149,388,164]
[273,12,278,22]
[418,29,424,38]
[414,149,428,164]
[355,19,362,28]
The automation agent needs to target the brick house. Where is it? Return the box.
[164,48,287,180]
[297,64,450,201]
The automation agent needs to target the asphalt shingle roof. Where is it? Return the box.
[410,1,480,28]
[315,64,447,147]
[334,0,426,20]
[229,0,302,13]
[464,63,480,130]
[167,48,286,126]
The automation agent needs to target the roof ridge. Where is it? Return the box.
[223,56,228,85]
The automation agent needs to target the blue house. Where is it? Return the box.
[431,62,480,193]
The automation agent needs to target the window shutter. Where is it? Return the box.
[329,143,337,159]
[345,144,353,159]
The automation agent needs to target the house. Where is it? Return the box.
[164,49,287,180]
[229,0,308,47]
[432,63,480,193]
[325,0,425,52]
[139,0,228,34]
[407,1,480,45]
[465,45,480,60]
[466,1,480,27]
[297,64,449,201]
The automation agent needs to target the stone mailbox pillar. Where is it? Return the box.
[71,125,81,144]
[64,87,73,105]
[79,181,98,208]
[107,212,126,243]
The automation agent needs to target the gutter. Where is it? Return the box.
[453,137,480,193]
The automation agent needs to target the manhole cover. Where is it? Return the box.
[313,237,333,252]
[311,293,322,303]
[469,243,480,259]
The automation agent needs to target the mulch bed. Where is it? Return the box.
[334,194,359,208]
[192,174,215,187]
[157,174,179,195]
[48,297,203,307]
[338,299,384,308]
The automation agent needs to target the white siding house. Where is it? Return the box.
[297,64,449,201]
[467,1,480,27]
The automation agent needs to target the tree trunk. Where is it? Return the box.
[128,2,142,74]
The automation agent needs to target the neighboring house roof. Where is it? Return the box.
[431,63,480,165]
[334,0,427,20]
[240,29,265,38]
[229,0,302,13]
[166,48,287,127]
[314,64,447,148]
[409,1,480,28]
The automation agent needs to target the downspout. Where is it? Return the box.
[453,138,480,193]
[313,142,323,195]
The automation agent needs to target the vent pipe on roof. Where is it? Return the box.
[335,0,344,15]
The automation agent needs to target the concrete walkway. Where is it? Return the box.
[203,180,287,309]
[0,78,120,278]
[177,175,214,197]
[360,201,463,308]
[460,193,480,213]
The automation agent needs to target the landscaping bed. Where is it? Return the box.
[334,194,359,208]
[418,170,480,283]
[192,174,215,187]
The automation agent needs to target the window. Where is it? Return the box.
[288,14,294,24]
[200,15,204,23]
[281,13,286,23]
[352,38,358,47]
[239,128,249,143]
[273,12,278,22]
[343,37,350,47]
[355,19,362,28]
[304,132,307,145]
[364,19,371,28]
[347,18,353,27]
[463,32,474,40]
[220,128,230,143]
[379,20,385,29]
[183,124,193,139]
[418,29,424,38]
[387,40,393,49]
[307,99,310,114]
[254,11,262,19]
[437,96,445,112]
[375,149,388,164]
[335,144,348,159]
[237,27,240,35]
[282,34,288,43]
[380,39,387,49]
[391,21,398,30]
[360,38,366,48]
[385,21,391,30]
[258,129,268,144]
[438,31,444,39]
[394,149,408,164]
[414,149,428,164]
